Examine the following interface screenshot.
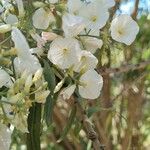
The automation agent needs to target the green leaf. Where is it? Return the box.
[43,60,56,93]
[58,106,77,142]
[27,103,42,150]
[74,119,82,137]
[43,60,57,126]
[87,107,100,118]
[44,93,59,126]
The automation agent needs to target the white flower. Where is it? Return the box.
[110,14,139,45]
[0,69,12,88]
[48,0,58,4]
[11,28,41,74]
[35,90,50,103]
[0,123,11,150]
[48,37,81,69]
[73,51,98,72]
[78,3,109,35]
[67,0,85,15]
[62,13,85,37]
[32,8,55,29]
[13,56,41,75]
[78,70,103,99]
[60,84,76,100]
[68,0,113,35]
[12,113,28,133]
[81,37,103,54]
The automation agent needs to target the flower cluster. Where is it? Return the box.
[0,0,139,137]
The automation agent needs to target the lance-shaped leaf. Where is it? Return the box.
[58,106,77,142]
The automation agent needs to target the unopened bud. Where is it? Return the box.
[33,68,43,82]
[33,1,46,8]
[24,74,33,93]
[35,90,50,103]
[0,24,11,33]
[41,32,58,41]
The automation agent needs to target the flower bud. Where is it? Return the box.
[0,24,11,33]
[33,1,46,8]
[54,79,65,93]
[33,69,43,83]
[24,74,33,93]
[60,84,76,100]
[35,90,50,103]
[41,32,58,41]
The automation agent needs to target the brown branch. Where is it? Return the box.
[78,104,104,150]
[98,61,150,75]
[109,0,121,19]
[69,97,105,150]
[131,0,140,20]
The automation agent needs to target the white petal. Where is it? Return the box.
[41,32,58,41]
[74,51,98,72]
[78,2,109,32]
[67,0,85,15]
[0,24,11,33]
[48,0,58,4]
[91,0,115,9]
[12,113,28,133]
[14,56,41,75]
[79,70,103,99]
[62,13,85,37]
[48,37,81,69]
[82,37,103,53]
[0,123,11,150]
[32,8,54,29]
[11,27,31,58]
[5,14,18,25]
[35,90,50,103]
[110,14,139,45]
[60,84,76,100]
[0,69,12,88]
[12,28,42,74]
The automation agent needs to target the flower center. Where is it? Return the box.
[63,48,69,55]
[81,56,87,62]
[91,16,97,22]
[118,29,124,35]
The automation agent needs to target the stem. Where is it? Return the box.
[70,97,105,150]
[78,34,100,39]
[27,103,42,150]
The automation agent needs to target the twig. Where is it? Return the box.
[77,102,105,150]
[112,71,148,102]
[98,61,150,75]
[70,97,105,150]
[131,0,140,20]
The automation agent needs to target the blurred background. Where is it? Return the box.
[5,0,150,149]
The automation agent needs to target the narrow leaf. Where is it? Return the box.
[58,106,77,142]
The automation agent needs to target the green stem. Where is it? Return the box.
[27,103,42,150]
